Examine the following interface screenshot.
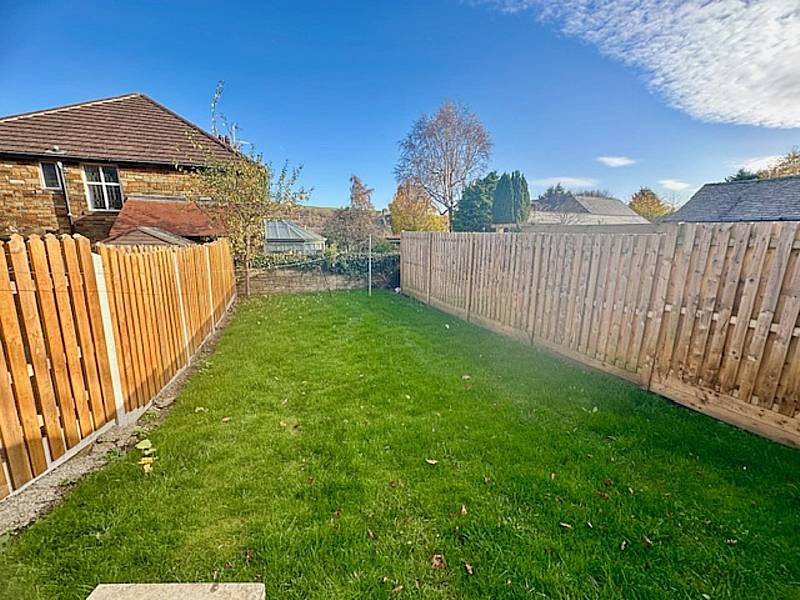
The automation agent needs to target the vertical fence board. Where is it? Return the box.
[401,223,800,446]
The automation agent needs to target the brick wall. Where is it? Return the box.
[0,158,200,241]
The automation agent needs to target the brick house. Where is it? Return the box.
[0,93,236,241]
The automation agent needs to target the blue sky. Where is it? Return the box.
[1,0,798,209]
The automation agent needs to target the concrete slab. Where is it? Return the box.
[87,583,265,600]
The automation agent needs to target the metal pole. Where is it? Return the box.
[368,234,373,297]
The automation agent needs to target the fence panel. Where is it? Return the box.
[401,224,800,446]
[0,235,236,500]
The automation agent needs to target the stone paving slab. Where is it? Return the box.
[87,583,265,600]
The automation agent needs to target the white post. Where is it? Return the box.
[205,245,215,330]
[368,234,372,297]
[173,251,192,366]
[92,254,126,423]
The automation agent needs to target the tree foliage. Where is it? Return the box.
[452,173,498,232]
[726,169,758,182]
[491,171,530,224]
[535,184,573,210]
[322,175,379,250]
[189,82,307,296]
[757,148,800,179]
[628,187,674,222]
[395,101,492,229]
[389,180,447,233]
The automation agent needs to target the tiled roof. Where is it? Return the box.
[108,198,224,238]
[665,176,800,222]
[102,226,194,246]
[0,93,236,166]
[571,195,642,217]
[264,219,326,242]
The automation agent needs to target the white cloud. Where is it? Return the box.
[596,155,636,167]
[737,155,781,172]
[475,0,800,128]
[530,176,597,187]
[658,178,691,191]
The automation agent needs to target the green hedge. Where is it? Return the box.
[252,252,400,287]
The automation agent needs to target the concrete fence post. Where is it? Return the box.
[92,254,126,423]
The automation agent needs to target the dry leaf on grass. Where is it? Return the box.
[391,585,404,595]
[643,535,653,547]
[559,522,573,530]
[460,504,468,516]
[464,562,474,575]
[425,459,438,465]
[430,554,446,569]
[461,374,471,380]
[388,479,398,488]
[194,406,208,413]
[221,417,231,423]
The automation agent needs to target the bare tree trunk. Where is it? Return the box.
[448,206,454,232]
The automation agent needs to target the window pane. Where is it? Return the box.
[88,184,106,209]
[84,166,101,182]
[101,166,119,183]
[41,162,61,189]
[106,185,123,209]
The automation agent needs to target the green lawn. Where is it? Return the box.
[1,291,799,599]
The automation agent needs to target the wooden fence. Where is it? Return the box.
[0,235,235,499]
[401,223,800,446]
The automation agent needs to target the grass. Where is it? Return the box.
[1,290,799,599]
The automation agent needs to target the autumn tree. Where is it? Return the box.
[452,173,498,232]
[323,175,379,250]
[628,187,674,222]
[389,179,447,233]
[758,147,800,179]
[190,82,307,296]
[395,101,492,230]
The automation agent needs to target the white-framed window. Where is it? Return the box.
[83,165,124,211]
[40,161,62,190]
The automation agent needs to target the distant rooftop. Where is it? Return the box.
[264,219,326,242]
[666,175,800,222]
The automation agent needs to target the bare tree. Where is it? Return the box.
[395,101,491,230]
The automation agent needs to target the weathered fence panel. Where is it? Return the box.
[401,223,800,446]
[0,235,235,499]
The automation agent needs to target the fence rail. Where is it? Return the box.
[401,223,800,446]
[0,235,235,499]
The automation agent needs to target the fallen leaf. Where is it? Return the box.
[550,472,556,481]
[430,554,446,569]
[221,417,231,423]
[367,529,376,540]
[461,374,471,380]
[388,479,398,488]
[603,479,614,487]
[404,394,411,400]
[586,521,593,529]
[135,439,152,451]
[425,458,438,465]
[725,538,737,546]
[460,504,468,516]
[620,540,628,551]
[628,487,635,495]
[194,406,208,413]
[643,535,653,547]
[559,522,573,530]
[142,463,153,474]
[464,562,474,575]
[138,457,156,465]
[391,585,404,595]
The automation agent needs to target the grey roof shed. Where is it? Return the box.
[263,219,326,254]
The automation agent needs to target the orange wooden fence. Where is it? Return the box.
[0,235,235,499]
[401,223,800,446]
